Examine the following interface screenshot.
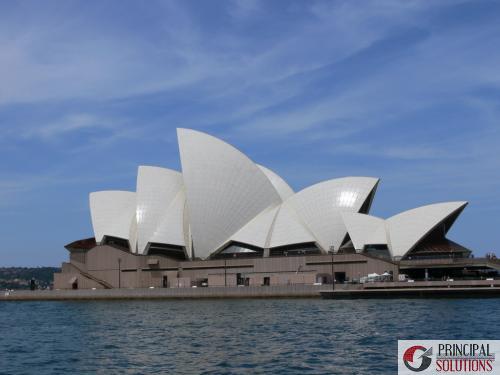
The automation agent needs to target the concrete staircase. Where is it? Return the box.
[68,262,113,289]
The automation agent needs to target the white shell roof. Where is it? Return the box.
[341,212,387,251]
[288,177,379,252]
[177,128,282,259]
[257,165,294,201]
[136,166,184,254]
[129,212,138,253]
[268,203,317,248]
[228,204,280,249]
[89,191,136,244]
[84,129,471,263]
[387,201,468,259]
[147,189,187,250]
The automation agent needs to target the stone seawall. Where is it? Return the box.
[4,281,499,301]
[1,285,325,301]
[320,287,500,299]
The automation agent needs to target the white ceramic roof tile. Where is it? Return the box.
[90,191,136,244]
[257,165,294,201]
[341,212,387,251]
[229,204,280,248]
[148,189,186,249]
[136,166,184,254]
[177,128,282,259]
[129,212,138,253]
[289,177,379,252]
[370,225,389,247]
[268,203,317,248]
[86,128,470,264]
[387,201,468,258]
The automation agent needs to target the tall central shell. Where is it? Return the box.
[177,128,282,259]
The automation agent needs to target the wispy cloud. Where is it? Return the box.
[0,1,448,107]
[1,0,500,264]
[21,113,114,139]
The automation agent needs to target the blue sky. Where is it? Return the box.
[1,0,500,266]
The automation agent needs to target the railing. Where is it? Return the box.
[363,279,500,289]
[400,257,500,268]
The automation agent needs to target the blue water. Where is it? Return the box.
[0,299,499,374]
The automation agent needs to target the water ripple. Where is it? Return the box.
[0,299,499,374]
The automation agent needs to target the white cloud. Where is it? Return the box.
[0,1,447,107]
[20,113,113,139]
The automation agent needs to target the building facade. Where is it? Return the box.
[54,129,498,289]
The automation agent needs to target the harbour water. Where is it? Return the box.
[1,298,499,374]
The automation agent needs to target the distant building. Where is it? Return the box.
[54,129,499,289]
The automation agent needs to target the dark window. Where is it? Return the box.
[334,272,346,284]
[102,236,130,250]
[212,242,264,259]
[269,242,321,257]
[147,243,187,260]
[364,245,391,259]
[236,273,244,286]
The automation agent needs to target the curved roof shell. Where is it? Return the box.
[82,128,472,263]
[89,190,136,245]
[288,177,379,252]
[136,166,184,254]
[228,204,280,249]
[129,212,138,253]
[177,128,282,259]
[146,189,187,251]
[341,212,387,251]
[268,203,317,248]
[257,165,294,201]
[386,201,468,259]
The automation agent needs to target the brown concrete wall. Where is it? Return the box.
[58,245,399,289]
[120,271,140,288]
[70,251,86,264]
[74,245,180,288]
[244,272,316,286]
[54,271,104,290]
[61,262,74,273]
[207,274,237,287]
[253,257,305,273]
[302,254,398,283]
[180,266,253,282]
[248,275,262,286]
[170,277,191,288]
[85,245,179,271]
[288,273,316,284]
[53,272,72,289]
[137,270,163,288]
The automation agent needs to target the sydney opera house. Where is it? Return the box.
[54,129,497,290]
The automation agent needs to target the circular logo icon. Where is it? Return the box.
[403,345,433,372]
